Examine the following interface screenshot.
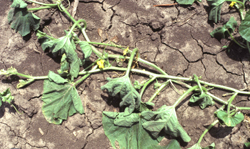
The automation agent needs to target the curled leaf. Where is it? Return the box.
[101,76,141,115]
[190,92,214,109]
[141,105,191,142]
[78,41,92,60]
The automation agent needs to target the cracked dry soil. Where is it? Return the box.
[1,0,250,148]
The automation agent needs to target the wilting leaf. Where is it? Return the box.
[57,54,70,76]
[141,105,191,142]
[39,31,80,79]
[102,111,182,149]
[239,10,250,42]
[79,41,92,59]
[207,0,225,23]
[42,72,83,124]
[8,0,40,36]
[101,76,141,115]
[190,92,214,109]
[210,17,238,39]
[216,110,244,127]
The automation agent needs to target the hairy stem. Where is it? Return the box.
[227,92,238,115]
[140,76,156,97]
[25,0,58,6]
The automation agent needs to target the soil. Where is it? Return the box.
[1,0,250,149]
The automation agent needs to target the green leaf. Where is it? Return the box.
[40,31,80,79]
[245,142,250,147]
[188,142,215,149]
[190,93,214,109]
[210,17,238,39]
[141,105,191,142]
[0,88,14,105]
[101,76,141,115]
[11,0,27,8]
[176,0,195,5]
[41,73,84,124]
[48,71,68,84]
[78,41,92,59]
[8,7,40,36]
[239,10,250,42]
[102,111,182,149]
[216,111,244,127]
[207,0,225,23]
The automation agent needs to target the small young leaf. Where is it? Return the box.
[11,0,27,8]
[239,10,250,42]
[78,41,92,59]
[190,93,214,109]
[8,6,40,36]
[210,17,237,39]
[188,142,215,149]
[0,88,14,105]
[102,111,182,149]
[176,0,195,5]
[42,73,84,124]
[0,67,18,77]
[17,78,35,88]
[57,54,70,76]
[134,80,143,90]
[216,111,244,127]
[207,0,225,23]
[101,76,141,115]
[141,105,191,142]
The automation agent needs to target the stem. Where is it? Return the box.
[237,107,250,110]
[16,72,48,80]
[88,42,124,49]
[172,85,198,108]
[125,48,138,77]
[197,120,219,144]
[67,19,87,36]
[11,104,21,114]
[247,42,250,53]
[28,6,53,11]
[140,77,156,97]
[193,74,204,94]
[148,80,170,102]
[227,92,238,115]
[25,0,58,6]
[74,65,97,86]
[235,3,245,20]
[227,30,246,49]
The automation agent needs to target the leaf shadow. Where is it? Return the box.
[101,94,124,111]
[206,124,233,138]
[225,38,250,62]
[0,102,19,118]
